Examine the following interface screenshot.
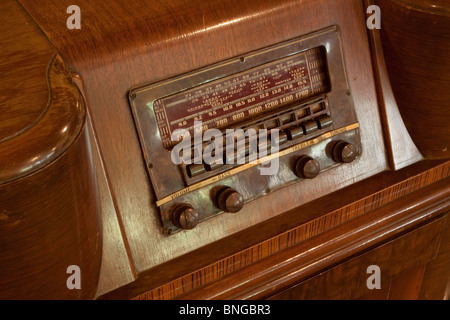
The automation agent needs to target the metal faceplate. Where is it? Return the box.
[129,26,361,234]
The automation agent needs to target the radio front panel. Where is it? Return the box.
[129,26,361,234]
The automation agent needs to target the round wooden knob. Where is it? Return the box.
[217,187,244,213]
[332,141,359,163]
[172,204,200,230]
[295,156,320,179]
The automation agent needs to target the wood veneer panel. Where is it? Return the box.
[0,0,102,299]
[419,208,450,299]
[84,110,137,296]
[364,0,423,170]
[268,217,445,300]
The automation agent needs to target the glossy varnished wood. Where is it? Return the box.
[174,178,450,300]
[0,53,87,183]
[419,207,450,299]
[0,0,53,143]
[0,0,102,299]
[376,0,450,159]
[9,0,448,300]
[19,0,391,297]
[83,105,137,293]
[126,160,450,300]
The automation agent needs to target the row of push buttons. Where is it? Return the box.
[186,114,333,178]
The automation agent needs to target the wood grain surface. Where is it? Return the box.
[376,0,450,159]
[130,160,450,300]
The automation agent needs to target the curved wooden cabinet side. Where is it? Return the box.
[0,0,102,299]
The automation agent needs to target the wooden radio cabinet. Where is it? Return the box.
[0,0,449,300]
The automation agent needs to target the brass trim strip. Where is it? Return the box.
[156,123,359,207]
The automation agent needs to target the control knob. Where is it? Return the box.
[295,156,321,179]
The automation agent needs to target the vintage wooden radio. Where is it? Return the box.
[0,0,449,300]
[129,27,362,234]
